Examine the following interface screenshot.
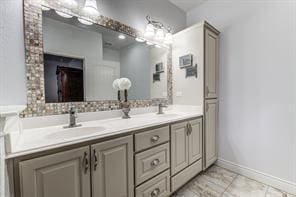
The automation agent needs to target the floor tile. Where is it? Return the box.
[202,165,238,188]
[188,175,225,197]
[223,175,268,197]
[266,187,295,197]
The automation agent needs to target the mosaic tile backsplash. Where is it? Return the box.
[22,0,173,117]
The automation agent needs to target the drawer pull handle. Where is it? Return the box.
[93,149,98,171]
[151,159,160,167]
[151,188,160,197]
[83,152,89,174]
[151,135,160,143]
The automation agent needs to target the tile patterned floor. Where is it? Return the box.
[173,165,295,197]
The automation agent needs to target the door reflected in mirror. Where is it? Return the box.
[42,10,169,103]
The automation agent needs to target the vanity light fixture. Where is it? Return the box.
[155,28,165,41]
[135,37,146,42]
[55,10,73,18]
[144,15,173,44]
[144,23,155,37]
[164,32,173,44]
[83,0,100,16]
[118,34,126,40]
[64,0,78,9]
[78,18,93,25]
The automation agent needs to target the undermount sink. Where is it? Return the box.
[47,126,105,139]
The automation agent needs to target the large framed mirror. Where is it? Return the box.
[22,0,172,117]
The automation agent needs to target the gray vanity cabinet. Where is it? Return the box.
[91,135,134,197]
[171,121,189,175]
[205,99,219,168]
[188,119,203,164]
[19,146,91,197]
[171,118,203,176]
[205,28,219,99]
[170,118,203,192]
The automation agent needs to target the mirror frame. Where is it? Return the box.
[21,0,172,117]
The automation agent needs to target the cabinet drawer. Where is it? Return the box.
[135,126,169,152]
[135,143,170,185]
[136,170,170,197]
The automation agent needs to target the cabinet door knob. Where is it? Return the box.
[93,149,98,171]
[151,188,160,197]
[151,159,160,167]
[186,123,190,136]
[83,152,89,174]
[151,135,160,143]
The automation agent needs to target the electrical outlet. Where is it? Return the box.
[176,92,183,97]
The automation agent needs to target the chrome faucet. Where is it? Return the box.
[157,103,168,114]
[64,107,81,128]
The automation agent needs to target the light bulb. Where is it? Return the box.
[135,37,146,42]
[83,0,100,16]
[64,0,78,9]
[78,18,93,25]
[155,28,165,40]
[118,35,126,40]
[155,44,161,48]
[144,23,155,37]
[55,10,73,18]
[164,32,173,44]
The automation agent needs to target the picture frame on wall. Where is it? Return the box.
[155,62,164,73]
[179,54,193,68]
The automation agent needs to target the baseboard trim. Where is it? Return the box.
[216,158,296,195]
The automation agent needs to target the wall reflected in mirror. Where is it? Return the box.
[42,10,169,103]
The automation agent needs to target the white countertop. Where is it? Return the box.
[6,106,203,159]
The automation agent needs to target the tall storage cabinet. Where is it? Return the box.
[204,24,220,169]
[172,21,220,170]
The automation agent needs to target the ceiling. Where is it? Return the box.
[168,0,205,12]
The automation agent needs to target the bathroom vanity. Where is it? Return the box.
[7,109,203,197]
[3,0,220,196]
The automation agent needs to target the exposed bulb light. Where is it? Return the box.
[78,18,93,25]
[144,23,155,38]
[155,28,165,40]
[118,34,126,40]
[155,44,161,48]
[135,37,145,42]
[83,0,100,16]
[55,10,73,18]
[64,0,78,9]
[41,5,50,11]
[146,41,154,46]
[164,32,173,44]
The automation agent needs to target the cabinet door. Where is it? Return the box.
[171,121,189,175]
[205,28,219,99]
[92,135,134,197]
[19,146,91,197]
[205,99,219,168]
[188,118,203,164]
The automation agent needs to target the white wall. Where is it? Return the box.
[0,0,26,105]
[187,1,296,184]
[172,24,204,106]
